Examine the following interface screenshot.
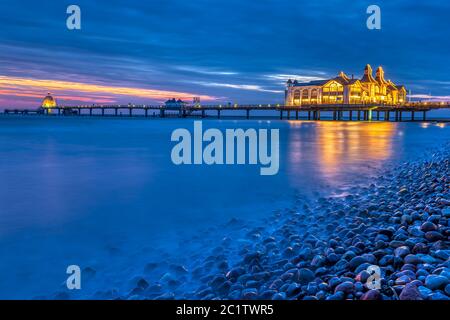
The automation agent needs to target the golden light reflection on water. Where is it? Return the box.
[420,122,447,129]
[287,121,397,184]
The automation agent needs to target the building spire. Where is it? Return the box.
[338,71,350,81]
[375,66,388,84]
[361,64,376,83]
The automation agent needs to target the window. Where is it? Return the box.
[302,89,309,99]
[330,83,337,94]
[293,90,301,105]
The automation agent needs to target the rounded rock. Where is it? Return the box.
[394,246,410,258]
[420,222,438,232]
[425,231,444,242]
[360,289,381,300]
[404,254,421,265]
[334,281,354,294]
[425,275,449,290]
[298,268,315,285]
[399,283,422,300]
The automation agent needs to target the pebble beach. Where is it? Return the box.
[71,143,450,301]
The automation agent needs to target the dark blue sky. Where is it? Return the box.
[1,0,449,107]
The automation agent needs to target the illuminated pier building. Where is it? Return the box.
[285,65,407,106]
[41,93,57,111]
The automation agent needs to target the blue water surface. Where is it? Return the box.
[0,115,449,298]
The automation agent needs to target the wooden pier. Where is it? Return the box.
[3,102,450,122]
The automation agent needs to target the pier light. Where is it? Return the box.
[259,104,262,107]
[234,104,238,108]
[276,104,280,107]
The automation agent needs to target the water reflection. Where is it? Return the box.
[287,121,397,186]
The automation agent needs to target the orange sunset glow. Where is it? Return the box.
[0,75,218,107]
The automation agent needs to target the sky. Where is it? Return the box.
[0,0,450,108]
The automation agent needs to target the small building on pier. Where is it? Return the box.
[41,93,57,113]
[285,65,407,106]
[165,98,187,108]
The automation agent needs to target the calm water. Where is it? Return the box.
[0,116,449,299]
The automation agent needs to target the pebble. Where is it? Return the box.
[334,281,354,294]
[420,222,438,232]
[425,231,444,242]
[399,283,422,300]
[62,148,450,301]
[404,254,421,265]
[425,275,449,290]
[360,289,380,300]
[394,246,410,258]
[298,268,315,285]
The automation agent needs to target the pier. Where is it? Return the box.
[3,102,450,122]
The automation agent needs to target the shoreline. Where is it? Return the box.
[49,142,450,300]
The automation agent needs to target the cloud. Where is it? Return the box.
[0,0,450,107]
[0,75,218,106]
[410,94,450,101]
[265,74,326,83]
[174,66,238,76]
[192,81,283,93]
